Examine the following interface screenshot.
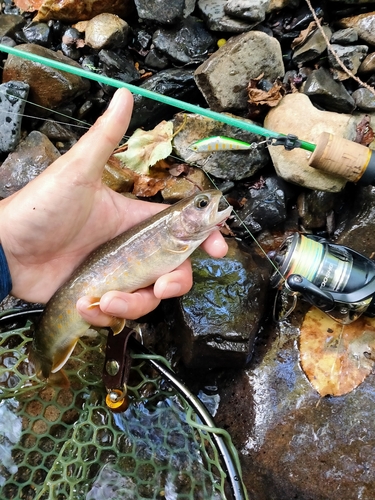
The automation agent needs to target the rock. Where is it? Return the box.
[0,14,25,38]
[292,25,332,65]
[352,87,375,112]
[0,80,29,153]
[197,0,256,32]
[297,189,343,230]
[31,0,134,23]
[172,112,271,180]
[0,131,60,198]
[303,67,355,113]
[128,69,198,130]
[22,22,52,47]
[337,12,375,46]
[134,0,195,25]
[98,49,140,85]
[144,48,169,70]
[358,52,375,75]
[264,92,369,192]
[328,43,368,80]
[173,239,270,370]
[2,43,91,116]
[161,166,213,202]
[330,28,358,44]
[216,310,375,500]
[152,16,216,65]
[195,30,284,112]
[224,0,270,23]
[84,13,129,50]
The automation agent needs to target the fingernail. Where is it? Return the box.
[103,296,128,315]
[163,282,182,298]
[108,88,124,111]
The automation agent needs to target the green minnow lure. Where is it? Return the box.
[188,136,255,152]
[29,190,232,386]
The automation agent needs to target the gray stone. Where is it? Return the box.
[197,0,255,32]
[328,43,368,80]
[152,16,216,65]
[22,22,52,47]
[0,131,60,198]
[224,0,270,23]
[292,25,332,64]
[358,52,375,75]
[0,80,29,153]
[0,14,25,38]
[303,67,355,113]
[352,87,375,112]
[195,30,284,112]
[337,12,375,46]
[172,112,271,180]
[85,13,129,50]
[144,49,169,70]
[134,0,195,24]
[330,28,358,44]
[173,239,270,370]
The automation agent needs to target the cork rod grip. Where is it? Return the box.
[308,132,372,183]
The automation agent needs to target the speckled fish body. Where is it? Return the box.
[29,190,232,382]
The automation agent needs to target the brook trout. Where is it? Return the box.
[29,189,232,383]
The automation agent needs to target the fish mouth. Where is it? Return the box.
[215,204,233,227]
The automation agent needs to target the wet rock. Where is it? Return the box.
[102,160,135,193]
[61,27,83,60]
[216,313,375,500]
[264,93,361,192]
[328,44,368,80]
[303,67,356,113]
[337,11,375,46]
[330,28,358,44]
[0,131,60,198]
[84,13,129,50]
[161,166,213,202]
[0,14,25,38]
[267,0,299,11]
[38,120,79,151]
[134,0,195,25]
[352,87,375,112]
[152,16,216,66]
[0,80,29,153]
[224,0,270,23]
[297,189,342,230]
[292,26,332,65]
[2,43,91,116]
[129,69,198,130]
[197,0,256,32]
[358,52,375,75]
[230,176,290,234]
[172,112,271,180]
[31,0,134,23]
[173,239,270,370]
[22,22,52,47]
[144,48,169,70]
[195,30,284,112]
[98,50,140,85]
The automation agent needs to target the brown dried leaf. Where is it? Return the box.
[355,114,374,146]
[300,307,375,397]
[291,21,317,49]
[132,174,175,198]
[247,80,285,108]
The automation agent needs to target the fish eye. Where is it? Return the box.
[195,194,210,209]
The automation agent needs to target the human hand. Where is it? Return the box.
[0,88,228,325]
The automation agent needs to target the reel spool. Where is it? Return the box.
[270,233,375,324]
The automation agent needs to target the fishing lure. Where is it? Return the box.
[188,136,257,152]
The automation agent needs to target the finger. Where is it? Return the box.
[51,88,134,181]
[153,260,193,299]
[76,288,161,325]
[201,230,228,258]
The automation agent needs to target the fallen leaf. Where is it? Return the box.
[247,80,285,107]
[115,121,174,175]
[291,21,317,49]
[355,114,374,147]
[300,307,375,397]
[132,173,175,198]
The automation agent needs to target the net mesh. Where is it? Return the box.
[0,318,238,500]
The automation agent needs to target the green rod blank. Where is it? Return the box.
[0,43,316,152]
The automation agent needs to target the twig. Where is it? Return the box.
[304,0,375,98]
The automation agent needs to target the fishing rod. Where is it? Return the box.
[1,44,375,186]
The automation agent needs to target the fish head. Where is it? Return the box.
[169,189,232,242]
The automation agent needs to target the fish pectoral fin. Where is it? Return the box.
[109,317,126,335]
[48,370,70,388]
[51,339,78,374]
[167,244,190,254]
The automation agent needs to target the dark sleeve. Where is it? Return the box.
[0,245,12,301]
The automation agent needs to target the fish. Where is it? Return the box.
[188,136,255,152]
[29,189,232,384]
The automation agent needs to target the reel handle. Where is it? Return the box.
[309,132,375,185]
[286,274,335,311]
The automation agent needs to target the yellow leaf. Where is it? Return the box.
[300,307,375,397]
[115,121,174,174]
